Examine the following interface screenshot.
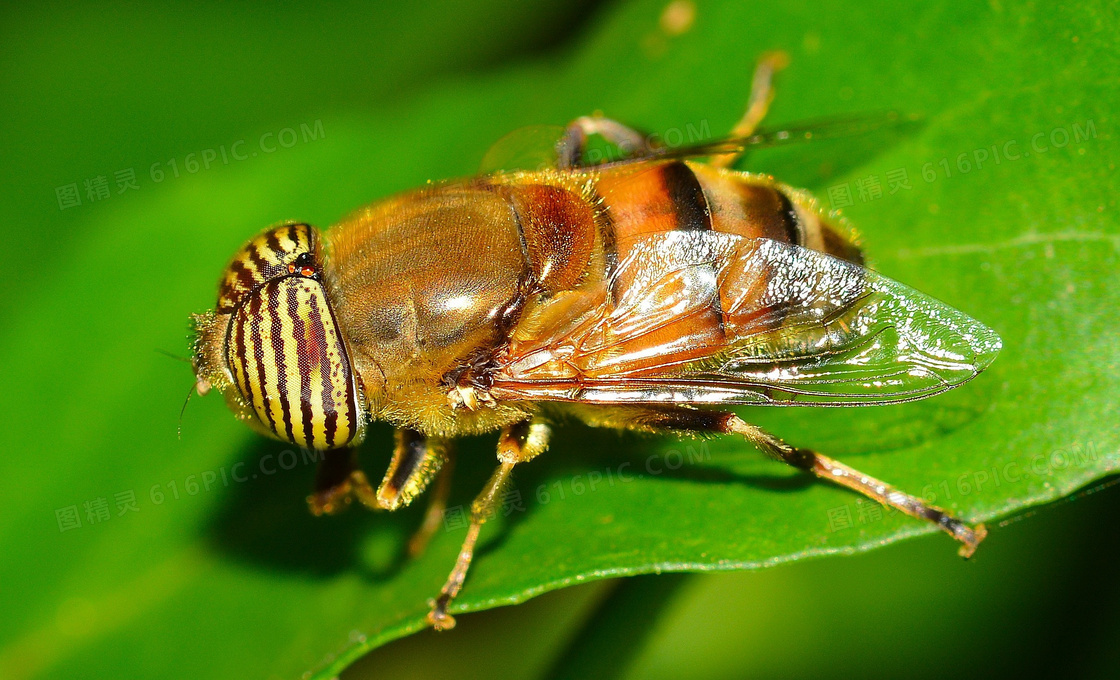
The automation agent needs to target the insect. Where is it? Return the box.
[191,54,1001,630]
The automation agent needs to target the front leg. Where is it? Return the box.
[308,448,377,516]
[376,428,451,511]
[308,429,450,518]
[427,418,551,631]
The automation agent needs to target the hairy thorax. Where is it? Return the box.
[323,182,534,434]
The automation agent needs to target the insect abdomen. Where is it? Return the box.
[595,160,860,263]
[579,160,864,372]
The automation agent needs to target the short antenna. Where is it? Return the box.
[178,382,196,441]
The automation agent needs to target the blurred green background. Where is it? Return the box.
[2,1,1117,678]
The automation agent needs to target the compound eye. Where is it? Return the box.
[217,222,318,314]
[216,222,360,450]
[226,276,360,450]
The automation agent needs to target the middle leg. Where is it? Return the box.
[557,116,656,169]
[427,418,551,630]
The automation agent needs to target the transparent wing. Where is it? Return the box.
[478,125,566,173]
[593,111,918,169]
[491,232,1001,406]
[478,112,916,173]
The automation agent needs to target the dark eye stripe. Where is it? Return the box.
[239,294,259,428]
[228,276,358,450]
[287,281,316,449]
[271,281,297,444]
[218,222,315,312]
[309,280,358,448]
[231,298,255,410]
[264,229,283,258]
[256,282,280,436]
[308,289,338,449]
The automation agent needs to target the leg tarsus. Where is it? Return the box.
[308,449,378,516]
[427,464,513,631]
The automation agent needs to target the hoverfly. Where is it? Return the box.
[191,54,1001,630]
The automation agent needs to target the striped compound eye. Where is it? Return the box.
[218,223,362,450]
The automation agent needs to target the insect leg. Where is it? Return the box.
[427,418,550,631]
[573,405,986,557]
[723,416,987,556]
[407,445,457,557]
[557,116,653,169]
[709,51,790,169]
[307,448,378,515]
[375,428,450,511]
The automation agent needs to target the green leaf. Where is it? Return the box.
[2,1,1117,679]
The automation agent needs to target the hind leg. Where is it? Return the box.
[710,50,790,168]
[574,404,986,557]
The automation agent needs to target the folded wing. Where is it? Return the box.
[491,231,1001,406]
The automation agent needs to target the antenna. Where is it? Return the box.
[178,382,196,441]
[156,348,191,363]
